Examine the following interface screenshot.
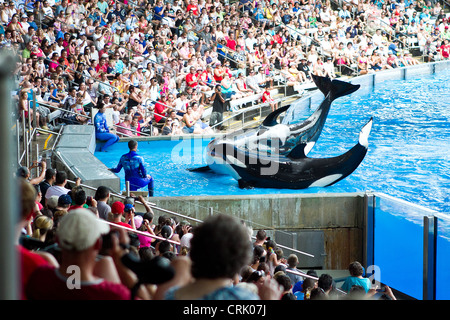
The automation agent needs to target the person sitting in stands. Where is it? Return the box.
[340,261,372,293]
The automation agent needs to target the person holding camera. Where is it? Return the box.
[25,208,151,300]
[208,84,225,130]
[110,201,136,230]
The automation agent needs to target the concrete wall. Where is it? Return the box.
[145,192,367,269]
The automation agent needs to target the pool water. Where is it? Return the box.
[95,69,450,215]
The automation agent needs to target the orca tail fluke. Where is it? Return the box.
[329,79,361,102]
[311,74,333,96]
[358,117,373,148]
[261,105,290,127]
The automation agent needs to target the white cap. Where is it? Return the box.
[47,195,59,209]
[57,208,110,251]
[180,232,193,249]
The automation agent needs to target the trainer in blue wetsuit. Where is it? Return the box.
[94,103,119,151]
[109,140,154,196]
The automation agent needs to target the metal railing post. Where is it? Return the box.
[32,91,37,141]
[0,53,19,300]
[423,215,437,300]
[364,192,376,269]
[16,119,20,166]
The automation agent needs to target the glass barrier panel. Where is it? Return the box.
[374,194,429,300]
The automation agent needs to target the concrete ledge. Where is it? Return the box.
[52,125,120,193]
[148,192,365,229]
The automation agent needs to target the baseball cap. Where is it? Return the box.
[56,208,110,251]
[180,232,193,249]
[111,201,125,214]
[58,194,72,206]
[134,215,143,229]
[47,195,59,209]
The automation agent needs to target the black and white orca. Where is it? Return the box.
[211,75,361,157]
[208,117,373,189]
[192,75,361,175]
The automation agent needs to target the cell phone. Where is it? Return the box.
[376,287,386,292]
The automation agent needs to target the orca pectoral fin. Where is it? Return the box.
[238,179,255,189]
[261,105,290,127]
[187,165,212,172]
[358,117,373,148]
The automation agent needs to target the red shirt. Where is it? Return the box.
[19,245,48,300]
[273,34,283,45]
[440,44,450,58]
[185,72,198,88]
[154,100,167,123]
[226,38,237,51]
[186,4,199,15]
[262,90,272,103]
[25,265,131,300]
[114,221,133,229]
[68,205,84,211]
[96,63,108,73]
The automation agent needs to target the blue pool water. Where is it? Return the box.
[95,69,450,215]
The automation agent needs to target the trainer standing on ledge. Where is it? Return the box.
[109,140,154,197]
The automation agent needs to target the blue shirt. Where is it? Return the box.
[165,285,259,300]
[94,111,109,134]
[110,151,148,181]
[340,276,372,293]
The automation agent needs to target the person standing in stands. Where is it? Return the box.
[208,84,225,131]
[39,168,56,207]
[94,102,120,152]
[94,186,111,220]
[109,140,155,196]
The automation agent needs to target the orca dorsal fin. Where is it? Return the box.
[287,143,307,159]
[262,105,290,127]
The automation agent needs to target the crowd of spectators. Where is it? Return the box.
[17,175,399,300]
[3,0,449,137]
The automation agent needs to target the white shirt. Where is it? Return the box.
[174,98,188,112]
[245,37,258,52]
[45,185,69,199]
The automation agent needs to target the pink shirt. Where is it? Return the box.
[138,232,153,248]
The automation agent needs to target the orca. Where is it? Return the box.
[214,75,360,157]
[190,75,361,174]
[208,118,373,189]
